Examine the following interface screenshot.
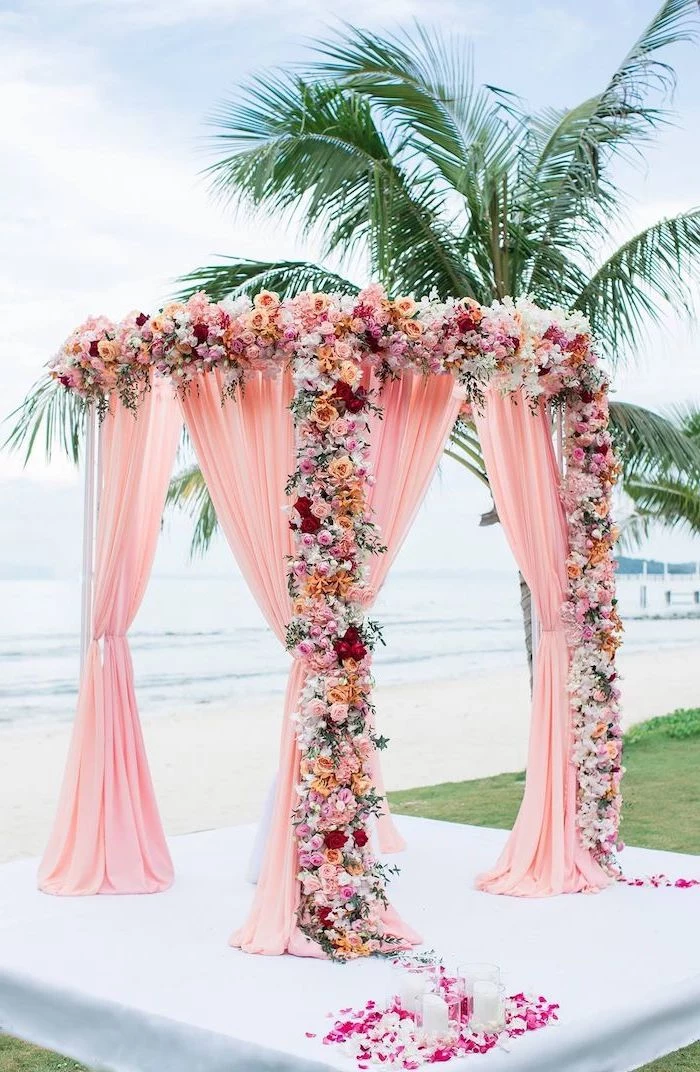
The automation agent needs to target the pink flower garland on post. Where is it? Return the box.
[285,292,392,959]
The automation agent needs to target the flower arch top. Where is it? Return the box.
[50,285,623,956]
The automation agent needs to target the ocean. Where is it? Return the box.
[1,571,698,727]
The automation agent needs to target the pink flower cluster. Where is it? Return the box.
[318,976,558,1069]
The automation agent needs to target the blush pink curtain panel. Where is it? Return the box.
[366,371,465,853]
[181,368,440,956]
[39,378,182,895]
[473,388,612,896]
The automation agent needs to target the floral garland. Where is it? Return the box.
[49,285,626,932]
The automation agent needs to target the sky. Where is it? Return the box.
[1,0,700,579]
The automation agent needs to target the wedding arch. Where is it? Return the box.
[40,284,623,960]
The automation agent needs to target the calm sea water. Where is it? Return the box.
[0,571,698,726]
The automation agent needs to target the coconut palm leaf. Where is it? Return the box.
[609,400,700,479]
[176,258,359,301]
[165,463,219,557]
[523,0,698,293]
[574,209,700,357]
[3,378,86,465]
[625,474,700,537]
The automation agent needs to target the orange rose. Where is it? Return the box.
[337,514,354,529]
[312,400,340,429]
[325,849,343,865]
[162,302,184,318]
[567,563,582,580]
[313,756,335,777]
[310,776,336,797]
[312,294,330,314]
[328,456,354,481]
[351,773,372,796]
[327,683,353,705]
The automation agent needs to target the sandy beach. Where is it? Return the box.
[2,642,699,865]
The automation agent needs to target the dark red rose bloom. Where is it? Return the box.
[334,625,367,662]
[364,330,381,353]
[580,390,594,403]
[333,381,353,403]
[334,640,353,661]
[135,312,149,327]
[301,515,321,534]
[59,375,71,388]
[457,311,479,334]
[193,322,208,344]
[317,906,333,924]
[353,829,369,847]
[345,388,367,414]
[325,830,347,850]
[89,340,100,357]
[294,496,313,516]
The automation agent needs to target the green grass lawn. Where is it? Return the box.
[2,709,699,1072]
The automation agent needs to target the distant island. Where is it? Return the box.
[616,556,699,576]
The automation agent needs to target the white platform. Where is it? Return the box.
[1,817,699,1072]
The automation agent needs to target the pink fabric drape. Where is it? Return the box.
[39,379,182,895]
[473,388,611,896]
[366,372,465,852]
[182,369,423,955]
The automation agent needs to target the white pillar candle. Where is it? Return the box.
[397,972,425,1013]
[472,980,501,1025]
[421,992,450,1035]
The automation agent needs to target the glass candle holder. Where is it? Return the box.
[469,982,506,1033]
[457,963,501,1023]
[392,965,431,1015]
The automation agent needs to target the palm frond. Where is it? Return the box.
[311,24,521,188]
[523,0,699,290]
[3,378,86,465]
[207,75,472,296]
[666,399,700,441]
[165,464,219,558]
[610,400,700,479]
[445,418,489,486]
[176,258,359,301]
[625,474,700,537]
[575,209,700,357]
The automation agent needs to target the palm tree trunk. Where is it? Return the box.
[519,571,534,694]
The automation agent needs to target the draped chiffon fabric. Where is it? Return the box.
[39,378,182,895]
[473,388,612,896]
[181,369,423,956]
[366,371,465,852]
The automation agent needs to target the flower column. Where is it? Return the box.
[286,311,400,960]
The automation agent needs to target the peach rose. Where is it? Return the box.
[254,289,280,308]
[328,456,354,481]
[312,400,340,429]
[395,296,417,317]
[248,309,269,333]
[402,318,423,339]
[97,339,121,363]
[325,849,343,865]
[162,302,185,318]
[312,294,330,314]
[338,361,361,385]
[313,756,335,777]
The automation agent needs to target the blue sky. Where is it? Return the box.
[1,0,699,574]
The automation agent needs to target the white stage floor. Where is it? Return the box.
[1,817,699,1072]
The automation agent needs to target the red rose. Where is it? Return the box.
[350,642,367,660]
[193,322,208,344]
[89,340,100,357]
[346,389,367,414]
[334,640,353,661]
[354,829,369,847]
[135,312,149,327]
[344,626,361,644]
[317,906,332,924]
[325,830,347,849]
[301,515,321,534]
[457,311,479,334]
[294,496,313,516]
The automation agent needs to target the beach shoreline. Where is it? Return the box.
[1,642,699,865]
